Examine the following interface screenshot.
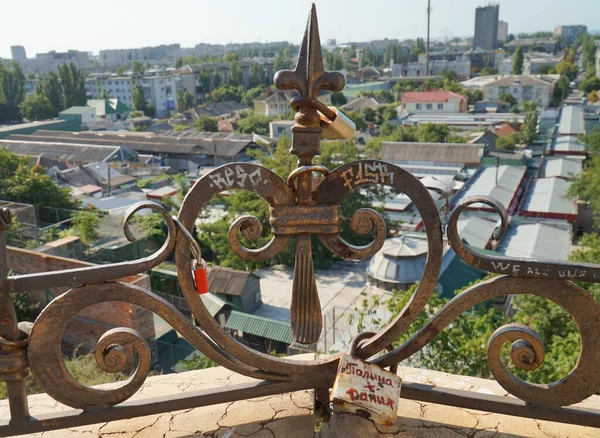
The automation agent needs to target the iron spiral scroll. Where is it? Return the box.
[4,2,600,422]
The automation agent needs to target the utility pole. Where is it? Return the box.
[426,0,431,76]
[107,164,111,197]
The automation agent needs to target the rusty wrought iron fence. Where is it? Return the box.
[1,5,600,435]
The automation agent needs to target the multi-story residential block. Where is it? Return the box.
[483,75,553,107]
[85,70,200,117]
[401,90,468,114]
[503,38,557,54]
[10,46,26,63]
[554,25,587,44]
[99,44,181,68]
[392,56,471,78]
[596,47,600,79]
[497,21,509,42]
[9,49,90,74]
[473,5,500,50]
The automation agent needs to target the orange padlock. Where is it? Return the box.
[193,259,209,294]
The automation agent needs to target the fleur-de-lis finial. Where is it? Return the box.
[274,4,345,102]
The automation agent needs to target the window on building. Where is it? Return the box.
[426,103,433,110]
[437,103,444,110]
[416,103,422,110]
[277,126,286,134]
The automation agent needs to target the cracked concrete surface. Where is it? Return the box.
[1,363,599,437]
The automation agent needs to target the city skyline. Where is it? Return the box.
[1,0,599,59]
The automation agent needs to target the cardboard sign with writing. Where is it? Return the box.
[331,354,402,426]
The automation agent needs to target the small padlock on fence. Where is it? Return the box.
[331,332,402,426]
[192,258,209,295]
[172,216,209,295]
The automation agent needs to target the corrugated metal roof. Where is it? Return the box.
[380,142,483,165]
[226,311,293,344]
[558,106,585,136]
[9,129,263,158]
[552,136,585,154]
[456,216,498,249]
[0,139,127,163]
[453,165,526,210]
[208,267,258,296]
[521,177,576,215]
[543,157,582,178]
[498,223,570,260]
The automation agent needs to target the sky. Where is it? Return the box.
[1,0,599,59]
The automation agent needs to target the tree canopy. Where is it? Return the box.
[194,115,218,132]
[512,46,524,75]
[0,62,26,122]
[0,148,78,220]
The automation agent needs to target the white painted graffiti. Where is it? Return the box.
[341,161,395,189]
[208,166,265,190]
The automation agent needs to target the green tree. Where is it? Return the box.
[36,71,64,114]
[347,111,367,131]
[11,292,40,322]
[0,149,78,220]
[0,62,26,109]
[133,214,168,246]
[331,92,347,107]
[536,64,554,74]
[20,95,56,121]
[236,114,271,135]
[569,154,600,226]
[229,61,243,87]
[241,86,265,107]
[194,115,218,132]
[199,68,211,94]
[179,353,217,371]
[58,63,87,107]
[132,61,145,76]
[115,66,126,76]
[132,85,149,114]
[580,76,600,94]
[582,35,596,70]
[249,63,265,88]
[552,74,570,106]
[555,61,578,81]
[496,134,519,150]
[213,69,222,89]
[71,211,101,243]
[176,89,195,112]
[211,84,244,103]
[578,127,600,151]
[362,107,377,123]
[479,67,499,76]
[522,102,538,144]
[512,45,524,75]
[499,93,517,106]
[466,89,484,104]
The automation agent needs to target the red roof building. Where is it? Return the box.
[493,122,522,138]
[401,90,468,114]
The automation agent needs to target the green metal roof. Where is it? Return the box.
[226,311,293,344]
[438,253,487,299]
[60,106,93,115]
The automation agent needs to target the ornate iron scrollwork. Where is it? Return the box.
[1,3,600,428]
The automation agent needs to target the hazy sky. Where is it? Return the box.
[1,0,598,59]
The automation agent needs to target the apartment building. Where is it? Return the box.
[483,75,553,107]
[99,44,181,68]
